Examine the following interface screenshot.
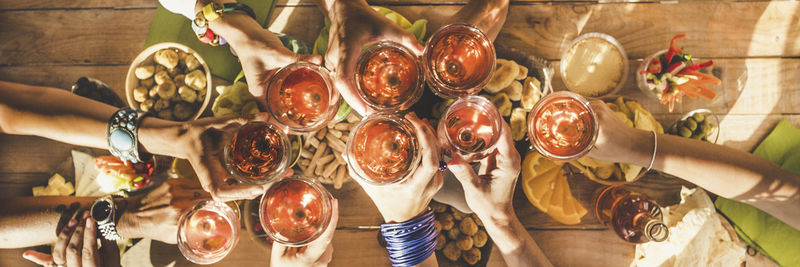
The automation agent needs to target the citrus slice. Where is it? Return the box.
[521,151,588,225]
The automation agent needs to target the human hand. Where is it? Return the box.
[23,211,120,267]
[114,178,211,244]
[164,113,293,202]
[446,119,519,222]
[345,113,443,223]
[586,100,652,165]
[271,199,339,267]
[444,0,509,41]
[323,0,425,116]
[206,12,322,107]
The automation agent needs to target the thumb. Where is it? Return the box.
[447,158,479,190]
[22,250,53,266]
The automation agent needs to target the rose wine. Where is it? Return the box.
[528,91,597,161]
[267,63,338,133]
[260,176,332,246]
[355,41,423,110]
[424,24,495,98]
[226,122,291,184]
[594,186,669,243]
[347,115,419,184]
[177,200,240,264]
[438,96,501,160]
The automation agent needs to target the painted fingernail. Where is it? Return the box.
[86,218,94,228]
[68,218,77,227]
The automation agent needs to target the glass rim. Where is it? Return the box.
[527,91,599,161]
[345,113,421,185]
[438,95,502,159]
[176,200,241,265]
[423,23,496,98]
[224,121,293,185]
[258,175,333,247]
[559,32,629,98]
[354,41,424,111]
[265,62,341,133]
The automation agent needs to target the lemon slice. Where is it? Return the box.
[521,152,588,225]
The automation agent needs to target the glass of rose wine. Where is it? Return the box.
[527,91,598,161]
[177,200,240,264]
[259,175,333,246]
[225,121,292,185]
[437,96,502,161]
[346,114,420,185]
[354,41,424,111]
[266,62,340,134]
[423,24,495,98]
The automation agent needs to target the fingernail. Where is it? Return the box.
[86,218,94,228]
[68,218,77,227]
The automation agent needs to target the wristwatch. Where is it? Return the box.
[107,107,148,163]
[90,194,128,241]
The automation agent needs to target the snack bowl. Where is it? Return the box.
[667,108,720,144]
[560,33,629,98]
[125,42,212,121]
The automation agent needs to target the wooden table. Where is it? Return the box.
[1,0,798,266]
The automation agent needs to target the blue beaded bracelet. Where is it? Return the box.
[380,210,438,267]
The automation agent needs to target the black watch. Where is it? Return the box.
[90,194,127,241]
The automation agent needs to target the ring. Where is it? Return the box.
[437,161,447,172]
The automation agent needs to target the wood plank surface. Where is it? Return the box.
[3,2,800,66]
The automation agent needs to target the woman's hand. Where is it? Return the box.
[160,113,294,202]
[23,211,121,267]
[444,0,509,41]
[271,199,339,267]
[586,100,652,165]
[323,0,424,116]
[206,12,322,108]
[446,119,519,222]
[117,178,211,244]
[345,113,443,223]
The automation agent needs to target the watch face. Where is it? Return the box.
[91,200,112,221]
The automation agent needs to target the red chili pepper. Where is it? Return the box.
[666,61,686,75]
[664,34,686,65]
[680,60,714,74]
[647,57,662,74]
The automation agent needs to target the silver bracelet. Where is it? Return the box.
[646,130,658,172]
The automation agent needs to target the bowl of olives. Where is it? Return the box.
[667,108,720,143]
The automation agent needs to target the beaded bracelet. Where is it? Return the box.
[192,2,255,46]
[380,210,438,267]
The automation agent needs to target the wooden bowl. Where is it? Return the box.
[125,42,212,120]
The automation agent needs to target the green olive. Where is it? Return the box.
[679,127,693,137]
[692,112,707,123]
[685,118,698,131]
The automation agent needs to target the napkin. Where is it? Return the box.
[715,119,800,266]
[144,0,276,82]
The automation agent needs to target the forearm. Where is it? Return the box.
[447,0,509,41]
[480,212,551,267]
[624,129,800,228]
[0,197,95,248]
[0,81,184,157]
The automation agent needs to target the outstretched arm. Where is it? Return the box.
[447,120,552,267]
[588,101,800,230]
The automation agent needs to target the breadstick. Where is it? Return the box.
[334,165,346,189]
[346,112,360,123]
[300,148,312,159]
[317,155,334,167]
[326,133,346,153]
[328,129,342,138]
[303,162,316,177]
[310,142,327,164]
[315,127,327,139]
[307,137,320,148]
[322,161,338,178]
